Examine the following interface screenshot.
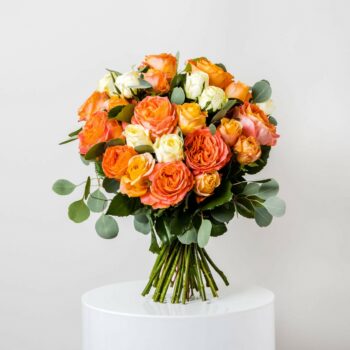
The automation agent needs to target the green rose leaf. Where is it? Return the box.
[95,215,119,239]
[259,179,279,199]
[134,214,151,235]
[252,80,272,103]
[171,87,185,105]
[254,206,273,227]
[68,200,90,223]
[68,127,82,137]
[201,180,233,210]
[178,225,197,245]
[52,179,76,195]
[198,219,212,248]
[102,178,120,193]
[84,176,91,200]
[269,116,278,125]
[211,202,235,223]
[170,74,186,89]
[85,142,106,161]
[87,189,107,213]
[263,197,286,217]
[80,155,90,166]
[106,138,125,147]
[106,193,138,217]
[236,197,255,218]
[149,230,161,254]
[170,210,192,236]
[134,145,154,154]
[209,123,216,135]
[211,221,227,237]
[108,104,135,122]
[59,137,78,145]
[211,99,240,124]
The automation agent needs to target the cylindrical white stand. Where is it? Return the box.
[82,280,275,350]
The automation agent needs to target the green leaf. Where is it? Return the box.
[244,146,271,175]
[252,80,272,103]
[102,178,120,193]
[106,193,138,217]
[95,215,119,239]
[198,219,212,248]
[155,216,173,244]
[68,127,82,137]
[52,179,76,195]
[85,142,106,161]
[171,87,185,105]
[134,215,151,235]
[170,210,192,236]
[209,123,216,135]
[95,161,105,177]
[211,99,240,124]
[170,74,186,89]
[87,189,107,213]
[106,138,125,147]
[259,179,279,199]
[236,197,254,218]
[211,202,235,223]
[254,206,273,227]
[80,155,90,166]
[134,145,154,153]
[243,183,260,196]
[178,225,197,245]
[201,180,233,210]
[68,200,90,223]
[215,63,227,72]
[263,197,286,217]
[128,78,153,89]
[108,104,135,122]
[211,221,227,237]
[59,137,78,145]
[269,116,278,125]
[149,230,160,254]
[84,176,91,200]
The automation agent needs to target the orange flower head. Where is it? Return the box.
[194,171,221,202]
[225,81,251,101]
[143,69,170,94]
[143,53,177,80]
[218,117,242,147]
[234,135,261,165]
[108,96,129,110]
[78,91,109,121]
[176,103,207,135]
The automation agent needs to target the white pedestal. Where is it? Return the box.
[82,280,275,350]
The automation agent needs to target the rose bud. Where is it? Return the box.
[234,135,261,165]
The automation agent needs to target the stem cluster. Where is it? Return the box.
[142,242,229,304]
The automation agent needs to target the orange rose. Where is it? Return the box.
[108,95,129,110]
[194,171,221,203]
[143,69,170,94]
[78,91,109,121]
[143,53,177,80]
[78,111,123,155]
[102,145,137,180]
[237,102,279,146]
[141,161,193,209]
[132,96,177,139]
[225,81,251,101]
[185,128,231,175]
[234,135,261,165]
[188,57,233,89]
[177,103,207,135]
[120,153,155,197]
[218,117,242,147]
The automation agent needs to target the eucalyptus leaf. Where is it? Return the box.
[134,214,151,235]
[254,206,273,227]
[134,145,154,153]
[236,198,255,218]
[243,183,260,196]
[95,215,119,239]
[252,80,272,103]
[178,225,197,245]
[263,197,286,217]
[211,99,239,124]
[209,124,216,135]
[52,179,76,195]
[198,219,212,248]
[85,142,106,160]
[84,176,91,200]
[68,200,90,223]
[259,179,279,199]
[211,202,235,223]
[87,189,107,213]
[171,87,185,104]
[269,116,278,125]
[128,79,152,89]
[102,178,120,193]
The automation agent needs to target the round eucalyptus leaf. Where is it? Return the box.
[134,215,151,235]
[243,183,260,196]
[211,202,235,223]
[52,179,76,195]
[209,124,216,135]
[87,190,107,213]
[259,179,279,199]
[254,206,273,227]
[263,197,286,217]
[178,226,197,245]
[252,80,272,103]
[198,219,212,248]
[68,200,90,223]
[170,87,185,105]
[95,215,119,239]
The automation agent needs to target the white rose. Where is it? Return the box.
[154,133,184,163]
[256,99,275,115]
[123,124,153,148]
[97,72,118,96]
[115,71,140,98]
[184,71,209,100]
[198,86,228,112]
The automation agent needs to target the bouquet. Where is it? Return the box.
[53,53,285,304]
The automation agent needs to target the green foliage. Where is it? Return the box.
[68,127,82,137]
[84,176,91,200]
[59,137,78,145]
[149,230,160,254]
[210,202,235,223]
[178,225,197,245]
[254,206,273,227]
[198,219,212,248]
[134,214,151,235]
[134,145,154,153]
[102,178,120,193]
[170,87,185,104]
[211,99,240,124]
[201,180,233,210]
[108,104,135,122]
[68,200,90,223]
[242,182,260,196]
[106,193,140,216]
[263,197,286,217]
[128,79,152,89]
[106,138,125,147]
[80,155,90,166]
[170,210,192,236]
[85,142,106,161]
[52,179,76,195]
[95,215,119,239]
[94,162,105,177]
[170,74,186,89]
[269,116,278,125]
[235,197,255,218]
[259,179,279,199]
[211,221,227,237]
[87,189,107,213]
[244,146,271,175]
[209,124,216,135]
[215,63,227,71]
[252,80,272,103]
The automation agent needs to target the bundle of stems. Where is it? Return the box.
[142,241,229,304]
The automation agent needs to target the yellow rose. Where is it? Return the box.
[123,124,153,148]
[194,171,221,201]
[218,118,242,147]
[177,103,207,135]
[120,153,155,197]
[154,133,184,163]
[234,135,261,164]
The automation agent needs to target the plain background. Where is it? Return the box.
[1,0,349,349]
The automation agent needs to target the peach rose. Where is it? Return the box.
[132,96,177,139]
[102,145,137,180]
[177,103,207,135]
[143,53,177,80]
[141,161,194,209]
[188,57,233,89]
[143,69,170,94]
[194,171,221,202]
[225,81,251,101]
[218,117,242,147]
[108,95,129,110]
[120,153,155,197]
[234,135,261,165]
[78,91,109,121]
[185,128,231,175]
[78,111,123,155]
[236,102,279,146]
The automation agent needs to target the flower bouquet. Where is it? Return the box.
[53,53,285,303]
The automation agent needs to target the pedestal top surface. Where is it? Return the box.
[82,280,274,318]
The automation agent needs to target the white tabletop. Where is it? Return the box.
[82,280,274,318]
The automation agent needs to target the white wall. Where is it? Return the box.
[1,0,349,349]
